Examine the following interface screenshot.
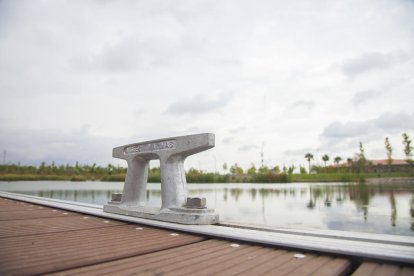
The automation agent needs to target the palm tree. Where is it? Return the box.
[402,133,413,164]
[305,153,314,174]
[322,154,329,167]
[346,158,353,173]
[334,156,342,173]
[334,156,342,166]
[385,137,393,172]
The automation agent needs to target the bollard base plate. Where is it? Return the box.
[103,202,219,225]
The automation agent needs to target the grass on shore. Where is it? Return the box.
[0,174,91,182]
[290,172,414,183]
[1,171,413,183]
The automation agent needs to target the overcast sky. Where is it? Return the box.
[1,0,413,172]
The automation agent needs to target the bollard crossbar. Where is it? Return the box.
[103,133,219,225]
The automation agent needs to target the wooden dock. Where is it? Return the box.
[1,196,413,275]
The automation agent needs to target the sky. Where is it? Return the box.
[0,0,413,172]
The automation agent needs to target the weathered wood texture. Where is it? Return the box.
[352,262,414,276]
[48,242,352,276]
[0,198,204,275]
[0,197,412,276]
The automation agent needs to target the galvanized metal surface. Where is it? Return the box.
[1,191,413,265]
[112,133,214,210]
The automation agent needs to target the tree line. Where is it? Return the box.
[0,162,126,181]
[1,133,412,183]
[304,133,413,174]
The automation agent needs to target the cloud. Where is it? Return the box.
[229,127,246,134]
[166,93,232,115]
[1,1,414,169]
[238,144,258,152]
[222,137,235,144]
[322,121,374,139]
[321,112,414,139]
[284,148,314,156]
[341,50,412,78]
[70,34,186,72]
[375,112,414,130]
[0,127,125,166]
[289,100,315,110]
[99,36,183,72]
[351,90,385,106]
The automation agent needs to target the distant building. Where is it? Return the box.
[337,159,412,173]
[369,159,410,166]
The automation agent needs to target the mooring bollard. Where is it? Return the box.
[103,133,219,225]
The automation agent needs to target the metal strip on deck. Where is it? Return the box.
[1,191,413,265]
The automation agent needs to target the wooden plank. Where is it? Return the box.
[288,256,334,276]
[238,251,300,275]
[63,240,224,275]
[194,248,309,276]
[0,199,37,211]
[0,205,44,212]
[401,266,414,276]
[375,264,403,276]
[2,196,414,276]
[214,247,288,276]
[262,254,319,275]
[352,262,379,275]
[0,224,205,275]
[51,241,274,276]
[156,244,263,275]
[310,258,351,276]
[352,262,414,276]
[3,192,414,265]
[49,240,227,275]
[0,215,126,238]
[53,242,352,276]
[0,199,47,211]
[0,198,21,205]
[0,209,78,220]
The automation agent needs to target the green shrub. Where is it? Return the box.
[101,174,126,182]
[251,172,289,183]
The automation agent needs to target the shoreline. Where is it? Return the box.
[365,177,414,185]
[1,174,414,184]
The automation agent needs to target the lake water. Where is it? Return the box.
[1,181,413,236]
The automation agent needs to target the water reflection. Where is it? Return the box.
[189,183,414,235]
[410,196,414,231]
[389,192,396,227]
[230,188,243,202]
[1,181,413,236]
[34,189,119,205]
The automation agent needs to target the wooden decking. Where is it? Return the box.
[0,197,413,276]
